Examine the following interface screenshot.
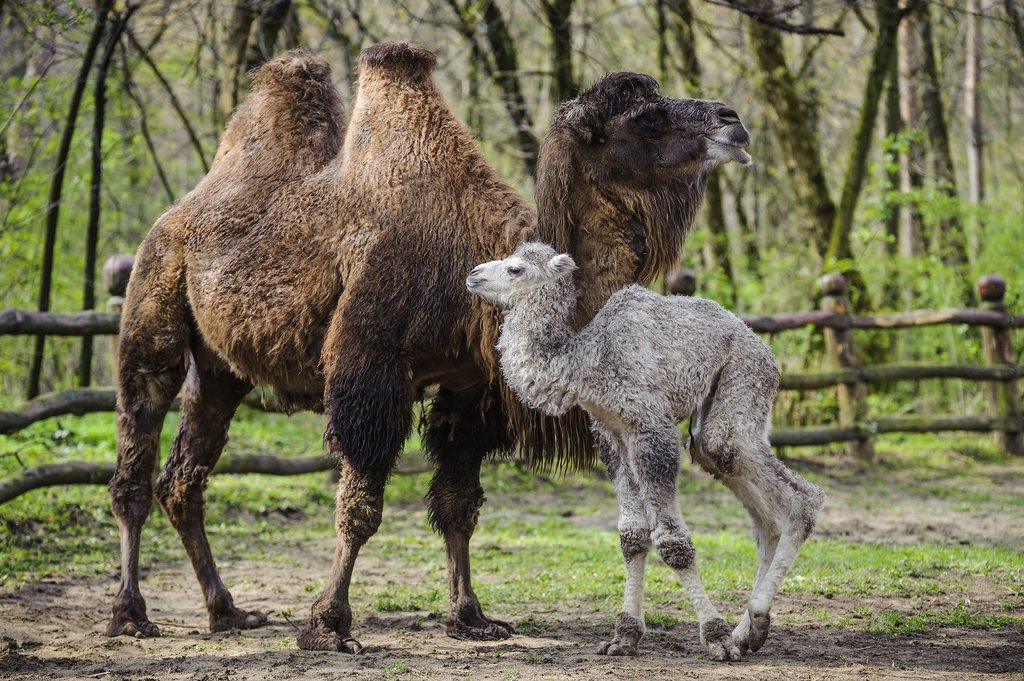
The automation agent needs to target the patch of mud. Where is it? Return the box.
[3,456,1023,680]
[2,549,1022,681]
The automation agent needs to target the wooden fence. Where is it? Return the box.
[0,255,1021,502]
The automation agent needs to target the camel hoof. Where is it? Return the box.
[210,607,268,633]
[297,625,364,653]
[446,616,515,641]
[701,618,741,662]
[747,611,770,653]
[106,615,161,638]
[597,639,638,656]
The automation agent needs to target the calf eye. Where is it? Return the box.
[507,266,524,276]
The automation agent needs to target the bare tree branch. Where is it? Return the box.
[705,0,846,35]
[118,38,175,203]
[126,28,210,173]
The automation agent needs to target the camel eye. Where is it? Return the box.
[507,266,524,276]
[634,108,667,131]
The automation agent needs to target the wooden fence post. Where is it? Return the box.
[820,273,874,460]
[103,254,134,382]
[668,267,697,296]
[978,275,1023,456]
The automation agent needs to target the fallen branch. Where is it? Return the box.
[0,453,335,504]
[0,388,283,435]
[0,389,116,434]
[0,453,436,504]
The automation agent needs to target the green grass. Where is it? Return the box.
[2,410,1023,639]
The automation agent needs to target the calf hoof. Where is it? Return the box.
[700,618,741,662]
[297,624,363,653]
[596,612,643,657]
[106,614,160,638]
[447,614,515,641]
[746,610,770,653]
[210,607,268,633]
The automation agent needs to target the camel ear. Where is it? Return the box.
[548,253,577,275]
[560,102,602,145]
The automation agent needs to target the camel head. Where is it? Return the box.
[535,73,750,313]
[551,72,750,183]
[466,243,576,308]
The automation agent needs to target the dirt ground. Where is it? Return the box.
[2,455,1023,680]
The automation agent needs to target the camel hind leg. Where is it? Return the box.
[690,355,825,654]
[107,230,190,638]
[423,385,515,641]
[153,346,267,633]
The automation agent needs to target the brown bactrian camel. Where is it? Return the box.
[107,42,752,656]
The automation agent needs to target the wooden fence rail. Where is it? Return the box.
[0,255,1021,502]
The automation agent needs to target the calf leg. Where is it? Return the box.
[722,444,824,653]
[595,430,650,657]
[153,354,265,632]
[636,426,741,662]
[693,421,823,649]
[424,387,515,640]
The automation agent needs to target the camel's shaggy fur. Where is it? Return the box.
[467,243,826,660]
[107,42,752,652]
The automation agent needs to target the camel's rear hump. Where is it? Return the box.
[213,49,344,177]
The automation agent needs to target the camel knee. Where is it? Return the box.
[109,473,154,523]
[654,532,695,571]
[619,528,651,560]
[334,472,385,542]
[154,464,209,522]
[427,478,485,536]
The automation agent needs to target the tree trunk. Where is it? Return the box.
[28,0,113,399]
[883,49,902,309]
[244,0,294,72]
[1005,1,1024,65]
[219,0,259,126]
[667,0,700,92]
[897,0,926,258]
[667,0,734,301]
[918,4,967,281]
[80,8,134,388]
[447,0,539,178]
[541,0,575,102]
[746,13,836,254]
[964,0,984,262]
[827,0,901,264]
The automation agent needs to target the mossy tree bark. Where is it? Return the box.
[447,0,539,179]
[746,12,837,255]
[918,4,968,287]
[827,0,901,265]
[666,0,734,303]
[540,0,576,103]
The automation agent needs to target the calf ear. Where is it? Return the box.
[548,253,577,275]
